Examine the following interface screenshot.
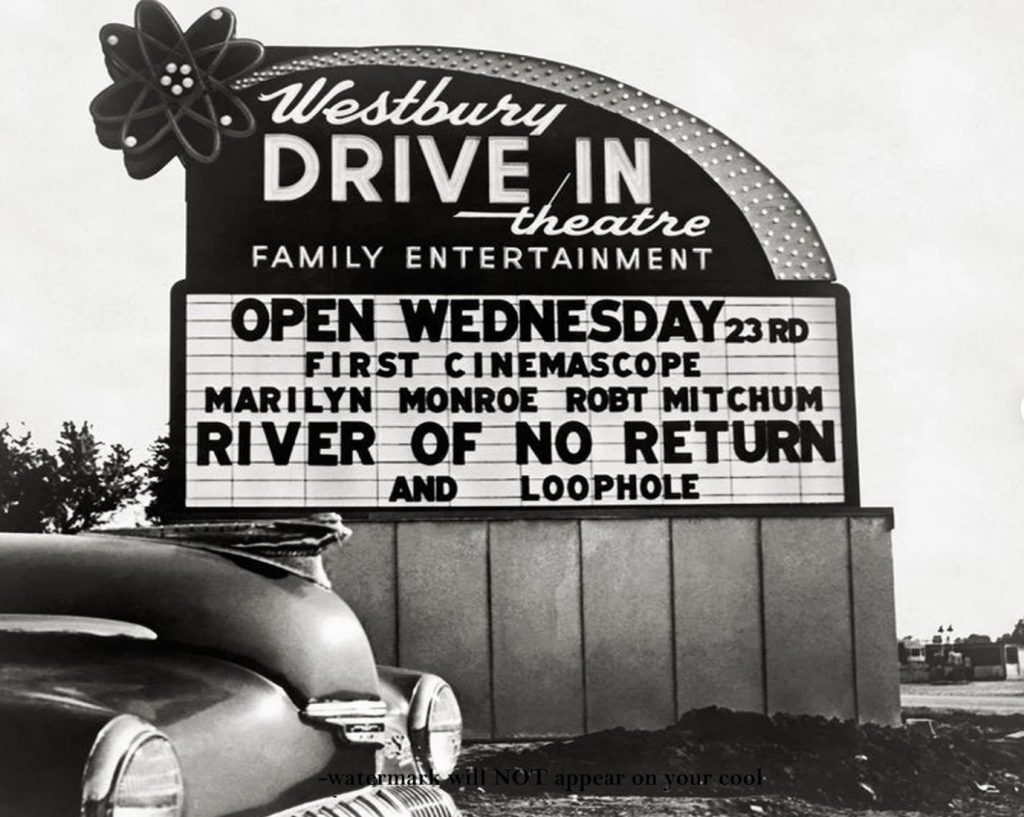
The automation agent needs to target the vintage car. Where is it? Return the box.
[0,515,462,817]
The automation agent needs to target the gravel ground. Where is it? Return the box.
[454,792,863,817]
[447,708,1024,817]
[453,792,962,817]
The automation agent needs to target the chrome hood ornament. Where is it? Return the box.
[103,513,351,588]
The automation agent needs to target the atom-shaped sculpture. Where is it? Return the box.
[90,1,264,179]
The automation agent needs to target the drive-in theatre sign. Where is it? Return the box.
[91,2,900,735]
[92,4,857,514]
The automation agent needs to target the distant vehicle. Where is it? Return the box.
[0,515,462,817]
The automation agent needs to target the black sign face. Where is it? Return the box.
[159,45,856,518]
[186,60,774,289]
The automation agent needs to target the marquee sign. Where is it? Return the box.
[92,2,858,516]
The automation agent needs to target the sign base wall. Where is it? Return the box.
[326,510,899,738]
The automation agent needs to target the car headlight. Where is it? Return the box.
[81,714,185,817]
[409,677,462,780]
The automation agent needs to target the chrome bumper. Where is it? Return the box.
[266,785,458,817]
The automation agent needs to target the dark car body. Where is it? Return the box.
[0,530,460,817]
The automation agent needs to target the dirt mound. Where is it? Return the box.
[453,708,1024,812]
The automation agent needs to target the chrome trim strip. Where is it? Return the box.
[0,614,157,640]
[304,699,389,744]
[305,699,388,719]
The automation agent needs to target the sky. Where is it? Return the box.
[2,0,1023,640]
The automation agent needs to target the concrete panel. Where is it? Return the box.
[762,518,855,719]
[396,522,492,738]
[850,516,901,725]
[672,518,764,715]
[325,522,397,665]
[581,518,675,732]
[490,520,584,737]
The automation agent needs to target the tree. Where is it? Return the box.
[50,422,145,534]
[999,618,1024,645]
[0,422,145,534]
[0,425,57,531]
[144,434,177,525]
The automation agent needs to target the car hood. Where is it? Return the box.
[0,633,376,817]
[0,533,382,704]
